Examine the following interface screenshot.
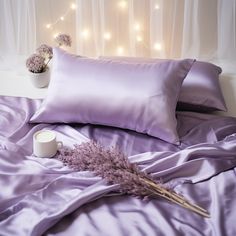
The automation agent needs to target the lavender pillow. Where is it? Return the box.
[30,48,194,144]
[100,56,227,112]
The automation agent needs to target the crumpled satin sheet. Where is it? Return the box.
[1,96,236,236]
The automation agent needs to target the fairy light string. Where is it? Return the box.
[45,3,77,37]
[45,1,163,55]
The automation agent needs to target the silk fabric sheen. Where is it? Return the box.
[1,96,236,236]
[30,48,194,144]
[100,56,227,112]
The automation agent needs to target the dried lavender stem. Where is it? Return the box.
[144,178,210,218]
[146,184,209,218]
[171,192,208,213]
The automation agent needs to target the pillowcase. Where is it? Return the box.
[30,47,194,144]
[100,56,227,112]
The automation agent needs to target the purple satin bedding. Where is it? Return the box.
[1,95,236,236]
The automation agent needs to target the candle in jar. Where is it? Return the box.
[35,130,55,142]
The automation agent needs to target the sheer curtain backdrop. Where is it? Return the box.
[0,0,235,72]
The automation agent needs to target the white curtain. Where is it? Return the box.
[0,0,235,70]
[0,0,36,70]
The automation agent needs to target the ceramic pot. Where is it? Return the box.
[29,67,50,88]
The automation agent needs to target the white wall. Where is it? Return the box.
[218,75,236,117]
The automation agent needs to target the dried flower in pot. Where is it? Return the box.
[26,52,51,88]
[26,34,72,88]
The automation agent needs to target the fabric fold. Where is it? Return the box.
[1,96,236,235]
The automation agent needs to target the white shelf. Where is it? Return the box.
[0,70,47,99]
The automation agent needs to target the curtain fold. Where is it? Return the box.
[218,0,236,61]
[0,0,36,55]
[74,0,236,63]
[0,0,36,70]
[0,0,235,70]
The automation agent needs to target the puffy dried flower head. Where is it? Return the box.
[55,34,72,47]
[26,54,46,73]
[36,44,53,59]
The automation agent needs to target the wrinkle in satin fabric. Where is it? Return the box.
[1,96,236,236]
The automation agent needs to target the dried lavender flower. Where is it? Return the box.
[36,44,53,59]
[26,33,72,74]
[57,141,210,218]
[55,34,72,47]
[26,54,46,73]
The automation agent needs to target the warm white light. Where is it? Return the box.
[118,0,127,9]
[154,42,162,51]
[155,4,160,10]
[46,24,51,29]
[104,32,111,40]
[53,33,59,39]
[60,16,64,21]
[81,29,90,39]
[136,35,143,42]
[134,23,141,31]
[71,3,77,10]
[117,46,124,55]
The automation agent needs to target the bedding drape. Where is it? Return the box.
[1,95,236,235]
[0,0,235,68]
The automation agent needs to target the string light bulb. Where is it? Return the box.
[60,16,64,21]
[46,24,51,29]
[155,4,160,10]
[136,35,143,42]
[53,33,59,39]
[71,3,77,10]
[81,29,90,39]
[104,32,111,40]
[134,23,141,32]
[117,46,124,55]
[118,0,127,9]
[154,43,162,51]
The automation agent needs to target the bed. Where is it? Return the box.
[1,49,236,236]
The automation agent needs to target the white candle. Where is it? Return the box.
[33,130,63,158]
[35,130,55,142]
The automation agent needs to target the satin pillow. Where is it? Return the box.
[30,48,194,144]
[100,56,227,112]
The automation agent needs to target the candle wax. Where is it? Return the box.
[36,131,55,142]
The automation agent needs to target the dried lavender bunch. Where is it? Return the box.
[57,141,210,218]
[58,142,158,197]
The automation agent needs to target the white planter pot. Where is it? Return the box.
[29,68,50,88]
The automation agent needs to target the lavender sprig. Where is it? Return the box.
[57,141,210,218]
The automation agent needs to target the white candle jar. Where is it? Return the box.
[33,130,63,158]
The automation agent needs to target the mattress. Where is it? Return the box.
[1,95,236,236]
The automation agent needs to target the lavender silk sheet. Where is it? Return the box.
[1,96,236,236]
